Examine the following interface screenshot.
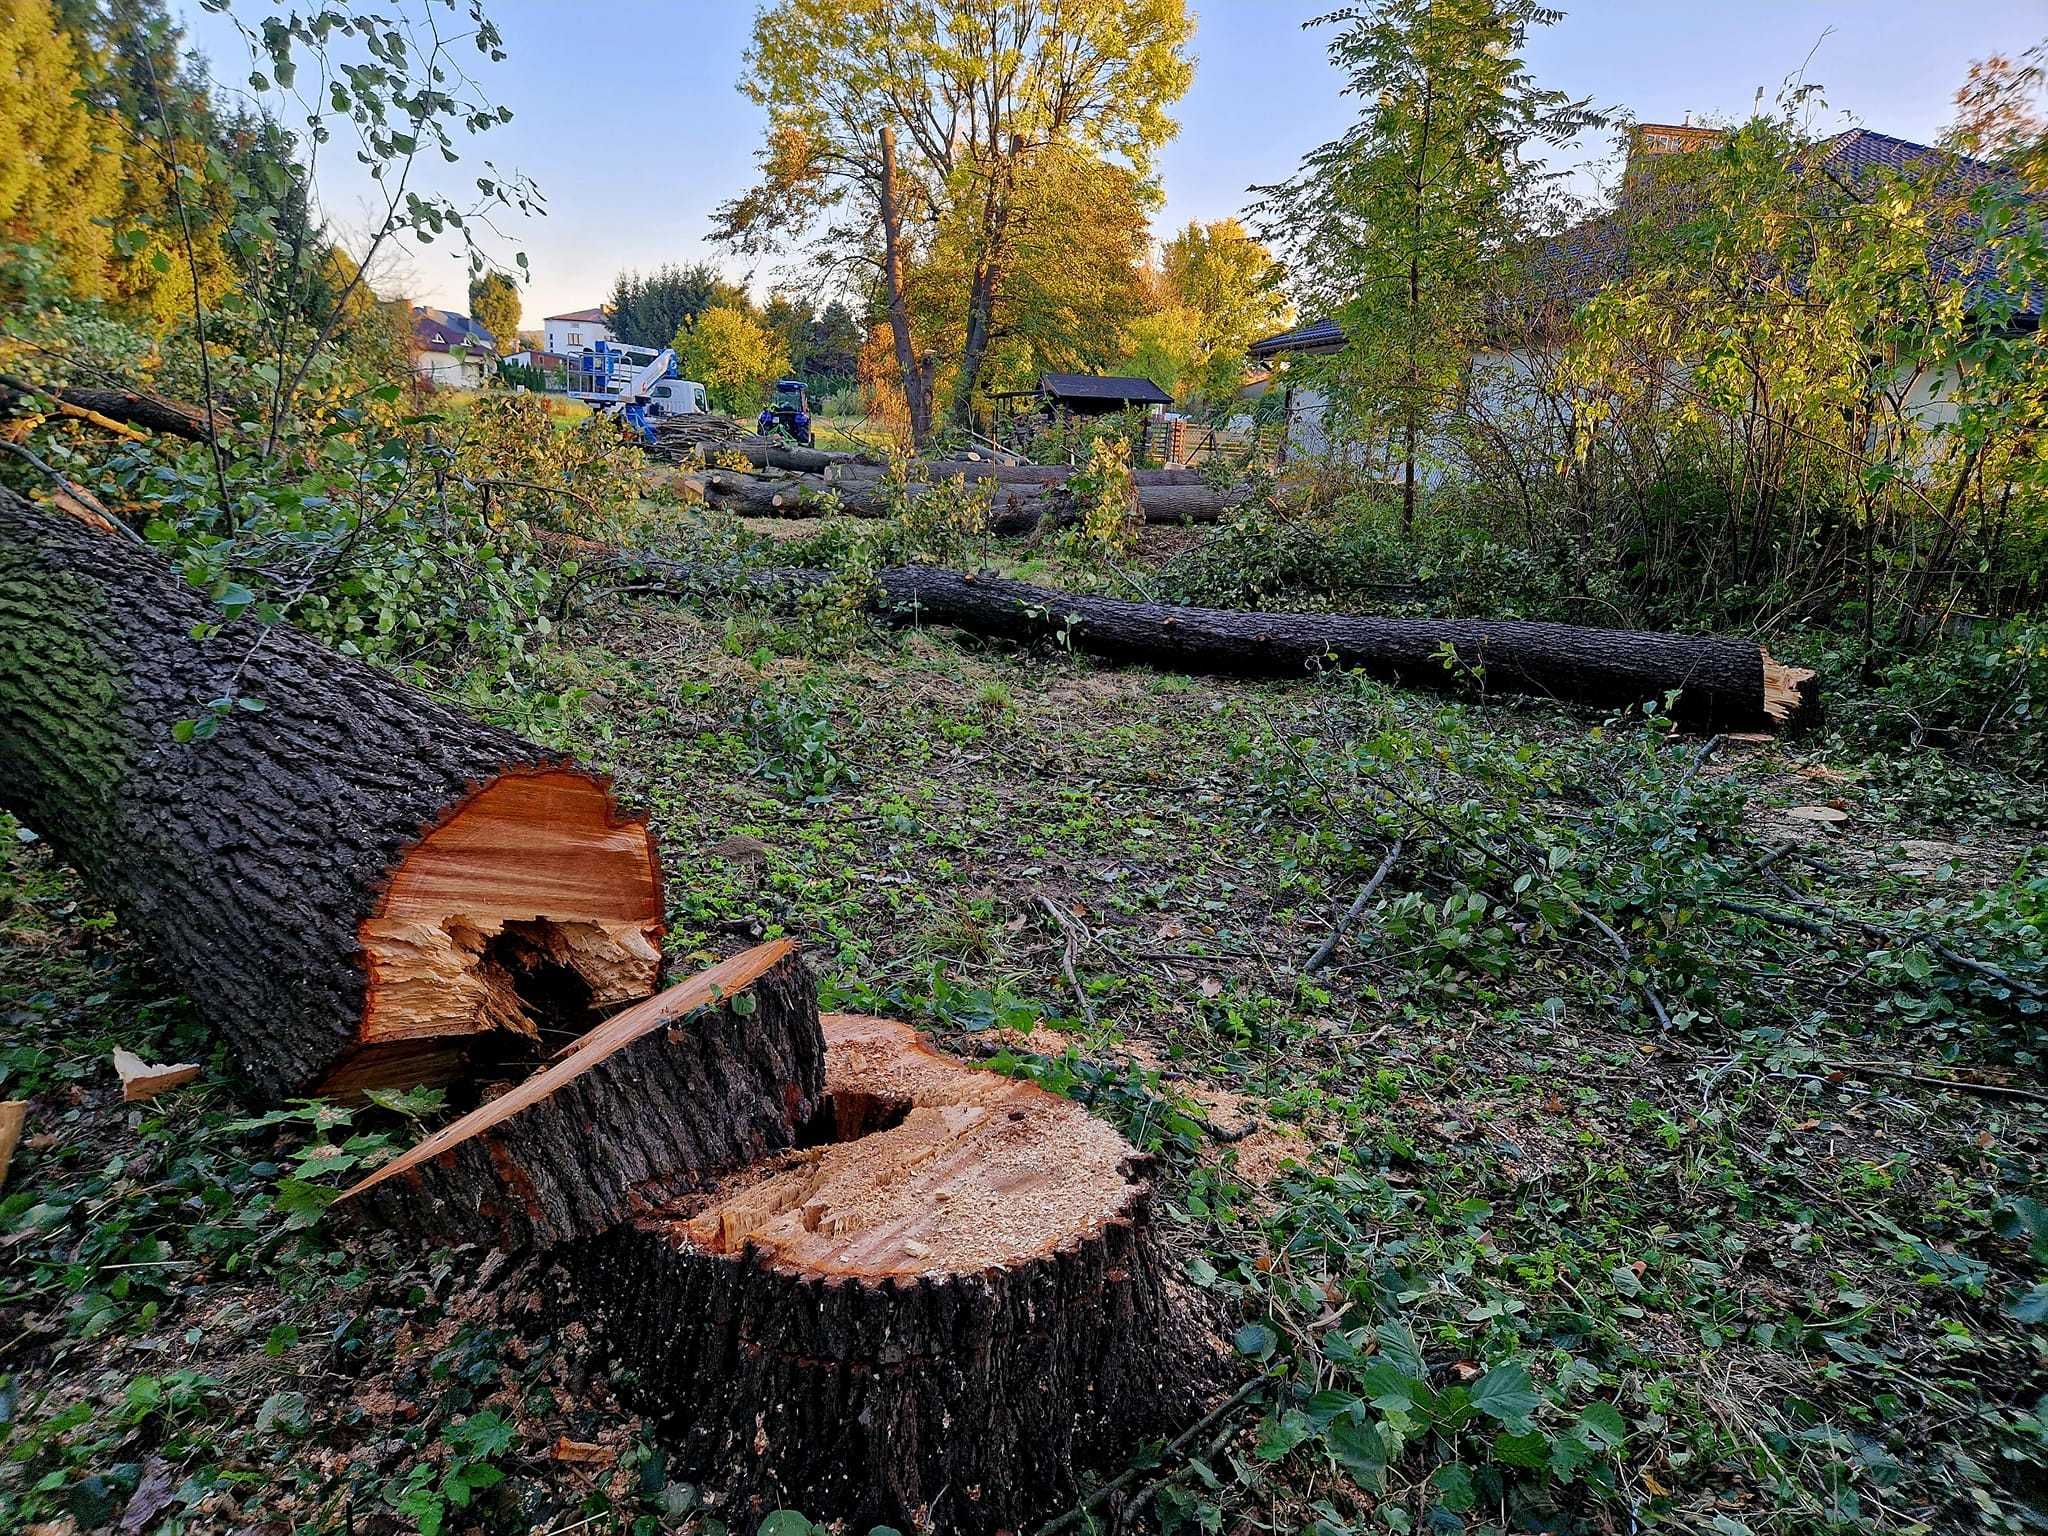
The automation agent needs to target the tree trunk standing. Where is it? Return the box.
[953,134,1023,432]
[577,1013,1225,1536]
[0,491,665,1099]
[1400,73,1435,538]
[878,126,932,446]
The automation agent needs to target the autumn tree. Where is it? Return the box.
[717,0,1194,438]
[0,0,121,299]
[1255,0,1597,529]
[468,270,521,348]
[1135,219,1290,407]
[673,304,788,414]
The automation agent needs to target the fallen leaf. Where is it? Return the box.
[112,1049,202,1102]
[551,1438,615,1466]
[1198,977,1223,999]
[1156,917,1186,940]
[120,1457,176,1533]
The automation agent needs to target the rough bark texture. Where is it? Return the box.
[579,542,1818,731]
[827,461,1210,488]
[349,947,825,1251]
[0,373,221,441]
[0,490,664,1099]
[575,1014,1225,1536]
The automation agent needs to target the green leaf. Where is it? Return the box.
[1234,1321,1278,1360]
[2007,1282,2048,1324]
[1431,1462,1476,1513]
[1325,1415,1386,1487]
[1254,1409,1315,1462]
[1469,1362,1540,1427]
[1576,1400,1627,1451]
[758,1512,821,1536]
[1493,1428,1550,1468]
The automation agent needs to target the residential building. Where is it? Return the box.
[410,306,497,388]
[543,307,611,355]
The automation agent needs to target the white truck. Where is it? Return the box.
[568,340,708,417]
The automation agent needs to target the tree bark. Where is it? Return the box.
[0,489,666,1100]
[879,125,934,446]
[345,945,824,1251]
[0,372,221,441]
[826,460,1211,488]
[576,1013,1225,1536]
[582,542,1819,732]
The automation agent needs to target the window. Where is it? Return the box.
[568,331,582,346]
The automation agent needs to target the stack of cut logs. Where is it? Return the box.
[648,413,1248,536]
[0,487,1225,1536]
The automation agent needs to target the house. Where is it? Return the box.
[410,306,497,388]
[543,307,611,356]
[1035,373,1173,417]
[1252,125,2037,462]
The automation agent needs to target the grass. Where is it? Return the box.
[2,535,2044,1535]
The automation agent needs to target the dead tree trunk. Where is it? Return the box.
[826,461,1210,488]
[0,372,221,441]
[701,470,1241,531]
[578,1013,1224,1536]
[344,944,824,1250]
[582,543,1818,731]
[0,489,666,1099]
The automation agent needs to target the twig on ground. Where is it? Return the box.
[1302,840,1404,976]
[1032,1370,1271,1536]
[1035,893,1099,1029]
[1762,869,2046,1002]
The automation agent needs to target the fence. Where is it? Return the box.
[1141,417,1282,468]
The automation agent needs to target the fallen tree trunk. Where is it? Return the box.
[825,460,1211,488]
[0,372,220,441]
[344,943,825,1249]
[581,544,1819,730]
[579,1012,1225,1536]
[700,469,1240,531]
[0,489,667,1098]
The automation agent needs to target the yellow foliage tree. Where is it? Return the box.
[673,304,788,415]
[0,0,120,298]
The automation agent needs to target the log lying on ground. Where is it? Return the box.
[648,414,868,473]
[0,372,221,441]
[343,944,825,1249]
[583,543,1819,730]
[698,468,1241,531]
[579,1012,1225,1536]
[0,489,666,1098]
[825,459,1212,488]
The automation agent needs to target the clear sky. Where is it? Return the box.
[176,0,2048,326]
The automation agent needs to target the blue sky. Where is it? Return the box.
[177,0,2048,325]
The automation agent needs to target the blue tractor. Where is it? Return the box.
[757,378,814,447]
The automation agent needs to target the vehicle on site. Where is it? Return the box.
[757,378,814,447]
[569,339,709,445]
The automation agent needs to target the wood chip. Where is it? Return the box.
[112,1049,202,1102]
[0,1100,25,1189]
[551,1437,615,1466]
[1782,804,1850,824]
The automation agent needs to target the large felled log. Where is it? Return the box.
[0,372,221,441]
[343,944,825,1250]
[0,489,666,1099]
[579,1013,1225,1536]
[700,469,1240,531]
[578,543,1818,730]
[825,459,1212,488]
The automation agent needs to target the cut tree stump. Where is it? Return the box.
[343,943,826,1250]
[577,1013,1225,1536]
[0,489,666,1099]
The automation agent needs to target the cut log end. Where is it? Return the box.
[1762,651,1821,731]
[675,1013,1144,1276]
[333,768,664,1094]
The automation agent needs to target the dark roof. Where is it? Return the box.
[410,307,497,354]
[1038,372,1172,405]
[1247,317,1346,359]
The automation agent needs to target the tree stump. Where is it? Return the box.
[0,490,665,1099]
[578,1014,1226,1536]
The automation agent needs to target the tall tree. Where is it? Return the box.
[0,0,121,299]
[1255,0,1597,529]
[717,0,1194,436]
[1145,218,1290,405]
[605,263,743,349]
[673,304,788,414]
[468,270,520,348]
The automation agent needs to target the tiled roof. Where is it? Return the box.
[545,307,608,324]
[410,307,497,353]
[1247,317,1346,358]
[1038,372,1173,404]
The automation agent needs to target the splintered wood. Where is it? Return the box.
[113,1049,201,1102]
[684,1013,1142,1275]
